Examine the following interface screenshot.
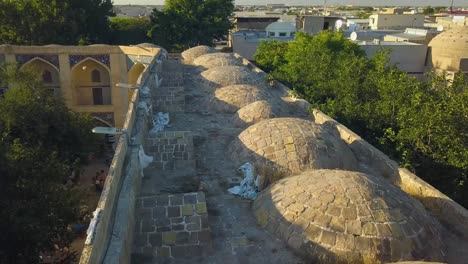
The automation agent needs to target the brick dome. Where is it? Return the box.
[253,170,445,263]
[200,66,265,89]
[181,45,216,64]
[229,118,358,175]
[193,53,243,69]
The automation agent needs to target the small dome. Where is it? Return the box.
[207,85,270,113]
[428,27,468,72]
[253,170,445,263]
[229,118,358,175]
[266,21,297,32]
[200,66,264,89]
[231,100,277,127]
[181,45,216,64]
[136,43,160,48]
[193,53,243,68]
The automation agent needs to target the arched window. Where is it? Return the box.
[42,70,52,83]
[91,69,101,83]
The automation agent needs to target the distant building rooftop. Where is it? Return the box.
[357,40,422,46]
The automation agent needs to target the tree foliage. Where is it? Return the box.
[109,17,152,45]
[423,6,435,15]
[0,64,97,263]
[148,0,234,51]
[0,0,114,45]
[254,31,468,207]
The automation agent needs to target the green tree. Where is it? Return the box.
[253,40,288,73]
[0,63,97,263]
[109,17,152,45]
[0,0,114,45]
[148,0,234,51]
[357,11,372,19]
[423,6,435,15]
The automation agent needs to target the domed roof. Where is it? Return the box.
[266,21,296,32]
[181,45,216,64]
[231,100,277,127]
[200,66,264,88]
[253,170,445,263]
[207,85,270,113]
[428,27,468,72]
[229,118,358,175]
[136,43,160,48]
[193,53,243,68]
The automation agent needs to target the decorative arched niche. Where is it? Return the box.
[71,58,111,106]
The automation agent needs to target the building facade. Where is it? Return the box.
[0,44,162,127]
[369,14,425,30]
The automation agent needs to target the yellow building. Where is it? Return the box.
[0,44,162,127]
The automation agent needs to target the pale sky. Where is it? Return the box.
[112,0,462,7]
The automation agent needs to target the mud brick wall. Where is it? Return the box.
[147,131,194,170]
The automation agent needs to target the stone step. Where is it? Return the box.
[131,192,213,263]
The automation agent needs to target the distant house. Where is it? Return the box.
[231,22,296,60]
[301,15,342,35]
[357,40,428,77]
[369,14,425,30]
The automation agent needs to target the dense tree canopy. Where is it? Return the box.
[254,31,468,207]
[0,0,114,45]
[0,64,97,263]
[148,0,234,51]
[109,17,152,45]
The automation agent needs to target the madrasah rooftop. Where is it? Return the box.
[1,40,467,264]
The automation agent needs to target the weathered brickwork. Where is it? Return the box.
[153,84,185,112]
[192,53,243,69]
[199,66,265,89]
[253,170,446,263]
[133,192,212,261]
[181,45,215,64]
[152,60,185,112]
[231,100,277,128]
[229,118,358,175]
[146,131,194,170]
[208,84,271,113]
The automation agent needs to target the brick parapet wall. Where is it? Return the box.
[80,49,166,263]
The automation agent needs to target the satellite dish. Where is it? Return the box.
[335,20,343,30]
[437,25,444,31]
[350,32,358,41]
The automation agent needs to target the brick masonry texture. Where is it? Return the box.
[228,118,358,175]
[207,84,271,114]
[193,53,243,69]
[252,169,446,263]
[199,66,265,89]
[146,131,194,170]
[231,100,277,128]
[133,192,212,260]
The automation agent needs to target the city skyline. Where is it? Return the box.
[113,0,461,7]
